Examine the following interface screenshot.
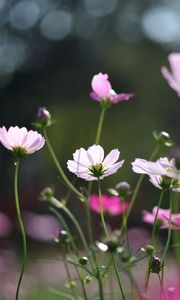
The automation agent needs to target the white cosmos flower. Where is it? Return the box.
[67,145,124,181]
[132,157,180,190]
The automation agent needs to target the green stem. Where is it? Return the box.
[152,190,165,247]
[14,160,27,300]
[62,247,79,300]
[43,128,85,201]
[111,254,126,300]
[172,192,180,264]
[144,190,165,295]
[161,192,173,263]
[48,196,89,254]
[98,180,126,300]
[98,179,109,238]
[122,208,136,300]
[95,107,107,145]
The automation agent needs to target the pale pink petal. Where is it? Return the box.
[103,149,120,167]
[103,160,124,177]
[91,73,111,98]
[0,127,12,150]
[161,66,180,95]
[111,93,134,103]
[168,53,180,83]
[73,148,91,167]
[87,145,104,165]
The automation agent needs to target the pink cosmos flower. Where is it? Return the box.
[132,157,180,190]
[142,207,170,227]
[0,126,45,155]
[90,73,134,104]
[67,145,124,181]
[143,207,180,230]
[90,194,128,216]
[161,53,180,96]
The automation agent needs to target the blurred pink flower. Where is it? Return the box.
[143,207,180,230]
[0,212,12,237]
[23,211,61,242]
[161,53,180,96]
[90,194,128,216]
[142,207,170,227]
[90,73,134,104]
[67,145,124,181]
[0,126,45,155]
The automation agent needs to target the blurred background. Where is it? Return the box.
[0,0,180,298]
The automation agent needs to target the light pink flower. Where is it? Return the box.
[142,206,170,227]
[132,157,180,190]
[67,145,124,181]
[90,194,128,216]
[143,207,180,230]
[0,126,45,155]
[90,73,134,104]
[161,53,180,96]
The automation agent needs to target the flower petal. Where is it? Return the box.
[91,73,111,98]
[103,149,120,167]
[87,145,104,165]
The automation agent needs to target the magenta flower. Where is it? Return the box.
[0,126,45,156]
[161,53,180,96]
[132,157,180,190]
[67,145,124,181]
[90,194,128,216]
[90,73,134,104]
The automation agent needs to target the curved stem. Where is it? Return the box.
[43,128,85,201]
[48,196,89,254]
[62,247,79,300]
[95,107,107,145]
[14,160,27,300]
[111,254,126,300]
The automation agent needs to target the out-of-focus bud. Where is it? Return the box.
[170,147,180,169]
[153,130,174,147]
[150,256,162,274]
[40,187,54,202]
[144,244,155,256]
[79,256,88,265]
[115,181,131,199]
[59,230,70,244]
[120,250,131,263]
[37,107,51,127]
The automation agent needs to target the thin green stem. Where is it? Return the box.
[172,192,180,264]
[111,254,126,300]
[98,179,109,238]
[95,107,107,145]
[43,128,85,201]
[161,192,173,263]
[14,160,27,300]
[62,247,79,300]
[48,196,89,254]
[144,190,165,296]
[152,190,165,247]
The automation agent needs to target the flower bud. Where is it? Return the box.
[36,107,51,127]
[150,256,162,274]
[79,256,88,265]
[115,181,131,199]
[144,244,155,256]
[40,187,54,201]
[59,230,70,244]
[120,250,131,263]
[153,130,174,147]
